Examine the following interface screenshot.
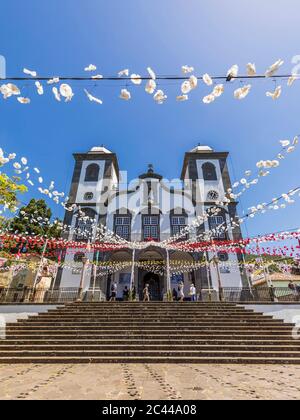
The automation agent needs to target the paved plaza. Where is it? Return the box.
[0,363,300,400]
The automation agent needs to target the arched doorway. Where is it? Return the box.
[143,272,161,301]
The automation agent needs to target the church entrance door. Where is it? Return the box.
[143,272,161,301]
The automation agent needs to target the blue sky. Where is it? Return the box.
[0,0,300,238]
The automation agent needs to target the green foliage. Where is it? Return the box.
[9,198,62,238]
[0,174,27,211]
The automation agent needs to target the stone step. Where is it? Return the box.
[25,314,274,320]
[2,339,300,346]
[4,329,294,336]
[6,325,293,331]
[14,321,289,327]
[2,344,300,351]
[4,333,296,340]
[0,356,299,364]
[1,349,300,358]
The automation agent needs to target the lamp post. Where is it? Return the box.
[166,249,171,300]
[130,249,136,300]
[77,256,89,301]
[212,256,224,302]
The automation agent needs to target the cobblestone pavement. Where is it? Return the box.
[0,364,300,400]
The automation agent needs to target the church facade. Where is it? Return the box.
[56,144,246,300]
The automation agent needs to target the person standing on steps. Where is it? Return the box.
[110,281,117,301]
[172,287,178,301]
[143,283,150,301]
[178,281,184,302]
[189,283,197,301]
[131,285,136,301]
[123,285,129,301]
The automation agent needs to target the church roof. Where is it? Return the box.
[190,145,213,153]
[88,146,112,154]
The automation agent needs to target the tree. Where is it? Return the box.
[9,199,62,238]
[0,174,27,212]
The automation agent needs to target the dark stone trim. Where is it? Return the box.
[181,151,229,180]
[73,153,119,180]
[68,160,83,203]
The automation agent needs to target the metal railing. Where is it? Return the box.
[0,286,299,304]
[221,287,300,303]
[0,287,106,304]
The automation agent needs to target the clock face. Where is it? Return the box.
[207,190,219,201]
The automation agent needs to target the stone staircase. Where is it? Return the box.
[1,301,300,363]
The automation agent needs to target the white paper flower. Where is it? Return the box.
[287,74,298,87]
[234,84,251,99]
[59,84,74,101]
[256,160,265,168]
[189,75,198,89]
[131,74,142,85]
[8,153,16,160]
[265,59,284,77]
[287,146,295,153]
[153,90,167,104]
[52,87,61,101]
[147,67,156,80]
[35,81,44,95]
[38,177,43,183]
[84,64,97,72]
[145,79,156,94]
[247,63,256,76]
[13,162,21,169]
[226,65,239,81]
[212,84,224,97]
[203,94,215,104]
[84,89,103,104]
[34,167,40,173]
[176,95,188,101]
[47,77,60,85]
[7,84,20,96]
[23,68,37,77]
[293,136,299,145]
[202,73,213,86]
[119,89,131,100]
[182,65,194,74]
[17,97,31,104]
[118,69,129,77]
[266,86,281,100]
[181,81,192,94]
[21,157,27,165]
[280,140,290,147]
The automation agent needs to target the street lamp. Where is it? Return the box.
[77,256,89,301]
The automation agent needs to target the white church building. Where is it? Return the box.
[55,144,246,300]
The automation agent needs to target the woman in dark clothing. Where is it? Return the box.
[172,288,178,301]
[123,286,129,301]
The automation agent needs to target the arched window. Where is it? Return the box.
[217,251,229,262]
[74,252,85,263]
[85,163,99,182]
[202,162,217,181]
